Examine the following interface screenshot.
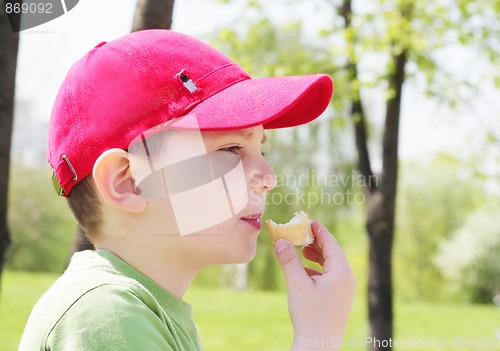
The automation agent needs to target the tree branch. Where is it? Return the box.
[381,1,413,202]
[381,49,406,198]
[340,0,376,190]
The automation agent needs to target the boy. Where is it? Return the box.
[20,30,355,350]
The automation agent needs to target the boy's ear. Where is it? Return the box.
[92,148,147,213]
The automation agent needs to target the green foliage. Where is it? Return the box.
[435,206,500,303]
[6,166,77,272]
[335,0,500,106]
[395,154,487,302]
[212,18,335,78]
[463,241,500,303]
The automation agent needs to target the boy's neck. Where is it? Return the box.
[95,241,199,298]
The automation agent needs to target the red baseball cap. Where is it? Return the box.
[48,29,333,196]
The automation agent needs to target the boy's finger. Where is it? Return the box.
[304,267,321,277]
[311,221,350,273]
[274,239,310,289]
[302,245,325,266]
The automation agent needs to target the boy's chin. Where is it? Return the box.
[213,249,257,266]
[237,251,257,264]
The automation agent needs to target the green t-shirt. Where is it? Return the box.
[19,249,203,351]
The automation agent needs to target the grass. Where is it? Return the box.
[1,270,499,351]
[0,270,56,351]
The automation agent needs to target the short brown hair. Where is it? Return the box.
[66,175,102,238]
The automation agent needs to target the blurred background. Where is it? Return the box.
[0,0,499,350]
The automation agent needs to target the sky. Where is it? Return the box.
[14,0,500,169]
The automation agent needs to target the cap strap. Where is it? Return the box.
[53,155,78,196]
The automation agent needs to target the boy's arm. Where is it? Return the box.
[274,221,356,351]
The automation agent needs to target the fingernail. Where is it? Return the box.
[275,239,289,253]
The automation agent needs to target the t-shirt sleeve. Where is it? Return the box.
[45,284,180,351]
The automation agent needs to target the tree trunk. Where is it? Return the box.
[132,0,175,32]
[0,8,20,290]
[367,48,406,351]
[339,0,408,349]
[366,191,394,350]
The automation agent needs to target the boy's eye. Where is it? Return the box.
[216,146,266,157]
[218,146,242,154]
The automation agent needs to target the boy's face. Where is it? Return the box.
[145,125,277,265]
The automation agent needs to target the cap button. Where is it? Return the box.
[177,72,198,93]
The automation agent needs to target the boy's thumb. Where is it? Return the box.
[274,239,307,287]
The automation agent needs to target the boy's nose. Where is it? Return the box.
[249,157,277,191]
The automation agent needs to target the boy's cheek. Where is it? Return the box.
[148,168,251,236]
[247,188,267,208]
[248,196,267,209]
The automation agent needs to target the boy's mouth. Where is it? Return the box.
[240,213,263,230]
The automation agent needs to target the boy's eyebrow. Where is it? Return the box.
[211,130,267,144]
[242,130,267,144]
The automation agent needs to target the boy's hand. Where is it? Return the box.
[274,220,356,351]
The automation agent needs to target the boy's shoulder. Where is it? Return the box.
[19,250,202,351]
[26,250,161,322]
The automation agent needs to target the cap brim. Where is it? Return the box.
[174,74,333,130]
